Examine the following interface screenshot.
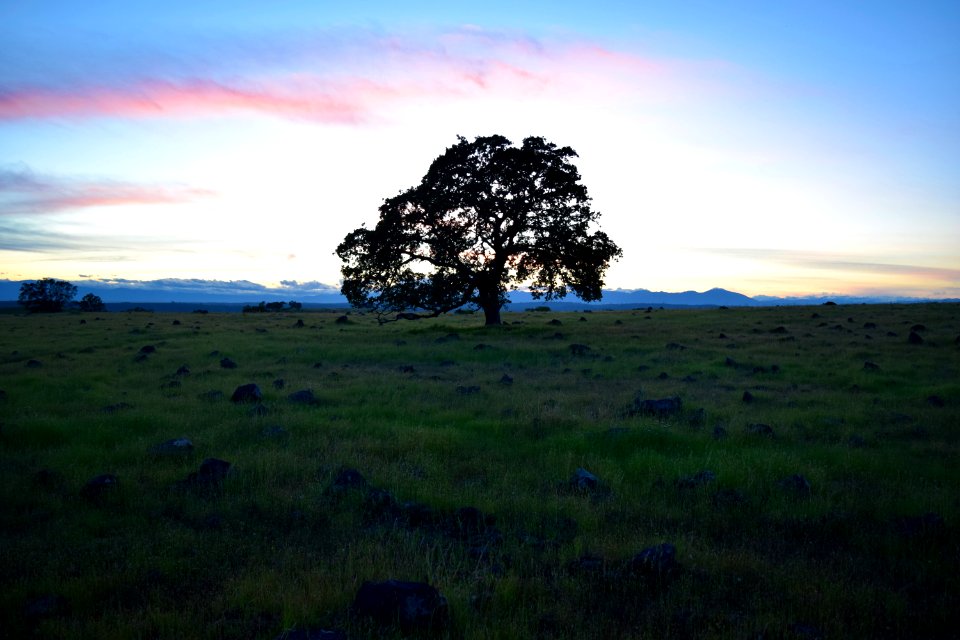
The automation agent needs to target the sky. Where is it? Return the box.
[1,1,958,299]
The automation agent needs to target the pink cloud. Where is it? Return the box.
[0,29,697,123]
[0,167,214,214]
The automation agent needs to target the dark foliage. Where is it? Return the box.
[18,278,77,313]
[78,293,105,312]
[337,135,621,325]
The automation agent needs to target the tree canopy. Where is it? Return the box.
[336,135,622,325]
[78,293,106,312]
[18,278,78,313]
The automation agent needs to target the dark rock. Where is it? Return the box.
[102,402,133,413]
[398,365,415,373]
[473,343,493,351]
[863,322,877,329]
[846,434,867,448]
[262,425,289,439]
[81,474,119,501]
[548,318,562,326]
[822,301,836,306]
[665,342,685,350]
[23,594,69,622]
[150,438,194,455]
[770,326,788,334]
[779,474,811,496]
[312,362,323,369]
[0,389,6,401]
[362,488,400,522]
[579,316,587,322]
[724,356,738,367]
[333,467,368,490]
[863,361,880,371]
[910,323,927,332]
[288,389,319,405]
[635,396,682,418]
[220,357,238,369]
[231,383,262,403]
[273,378,285,390]
[927,395,945,407]
[746,423,775,437]
[172,319,181,326]
[742,390,755,403]
[568,343,591,355]
[712,425,728,440]
[183,458,231,491]
[499,374,514,385]
[569,467,599,492]
[567,554,605,574]
[352,580,448,632]
[26,359,42,368]
[908,331,924,344]
[456,385,480,395]
[439,360,455,367]
[712,488,747,507]
[886,331,898,337]
[175,365,190,376]
[335,315,349,324]
[139,345,156,354]
[676,470,716,489]
[294,319,305,328]
[625,543,680,580]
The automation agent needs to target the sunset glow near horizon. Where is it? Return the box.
[1,1,958,299]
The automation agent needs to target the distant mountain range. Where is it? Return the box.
[0,278,955,310]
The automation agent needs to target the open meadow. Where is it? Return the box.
[1,303,958,639]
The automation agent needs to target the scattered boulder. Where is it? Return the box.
[293,319,305,328]
[499,374,514,385]
[746,423,775,437]
[779,474,812,496]
[624,543,680,581]
[927,395,945,408]
[352,580,448,632]
[175,365,190,376]
[712,425,728,440]
[742,390,755,403]
[398,365,415,374]
[908,331,924,345]
[548,318,562,326]
[473,343,493,351]
[335,315,350,324]
[231,383,262,403]
[288,389,319,406]
[182,458,231,491]
[150,438,194,456]
[139,345,156,354]
[863,322,877,329]
[333,467,368,490]
[665,342,686,350]
[26,359,42,368]
[569,467,598,492]
[81,474,119,502]
[569,343,591,356]
[770,326,788,334]
[220,357,238,369]
[634,396,682,418]
[273,378,285,390]
[910,324,927,332]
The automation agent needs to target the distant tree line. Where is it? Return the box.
[242,300,302,313]
[17,278,104,313]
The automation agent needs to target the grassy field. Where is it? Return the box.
[1,303,957,639]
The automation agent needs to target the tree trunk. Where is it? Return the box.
[482,303,502,326]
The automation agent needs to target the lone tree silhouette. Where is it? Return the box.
[337,135,622,325]
[18,278,77,313]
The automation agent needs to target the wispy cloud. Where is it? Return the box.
[0,26,694,123]
[0,165,214,215]
[701,248,960,281]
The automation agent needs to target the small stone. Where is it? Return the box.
[908,331,924,345]
[863,361,880,371]
[634,396,682,418]
[81,474,119,501]
[335,315,349,324]
[150,438,194,455]
[139,345,156,354]
[625,543,680,580]
[273,378,285,390]
[499,374,513,385]
[712,425,728,440]
[26,359,42,368]
[352,580,448,632]
[333,467,368,489]
[779,474,811,496]
[288,389,319,405]
[220,357,238,369]
[175,365,190,376]
[548,318,562,326]
[231,383,262,403]
[927,395,945,408]
[569,467,598,491]
[568,343,591,355]
[398,365,415,373]
[293,319,305,328]
[742,390,755,403]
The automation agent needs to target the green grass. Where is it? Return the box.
[1,304,958,638]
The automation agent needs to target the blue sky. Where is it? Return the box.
[1,1,958,298]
